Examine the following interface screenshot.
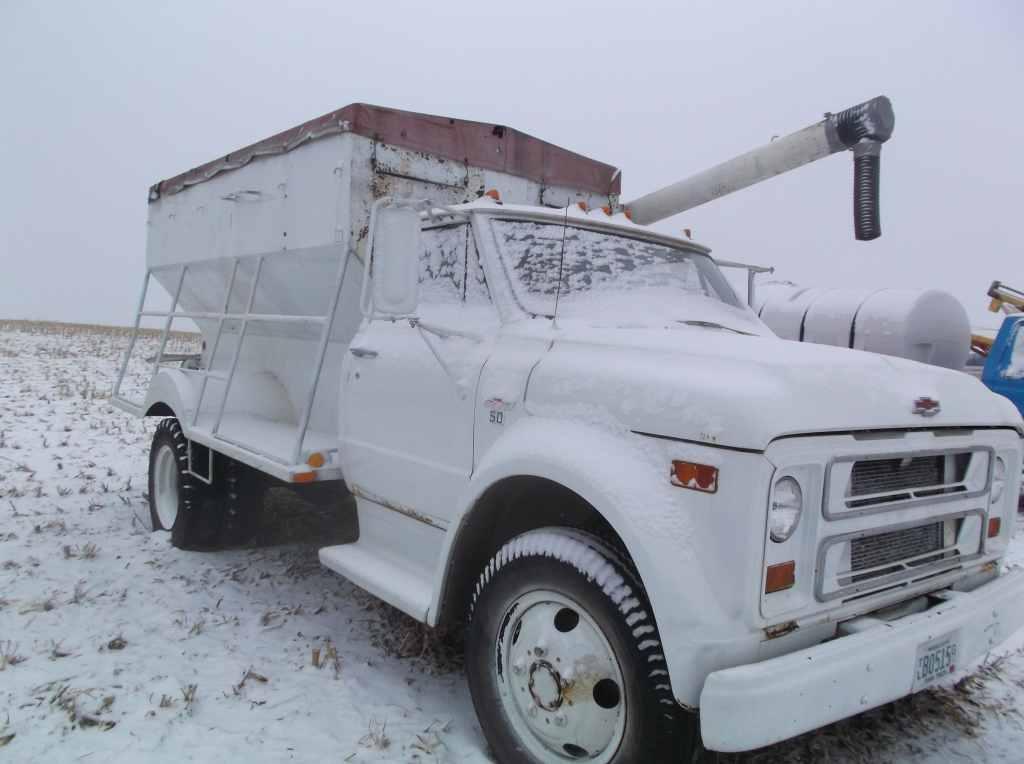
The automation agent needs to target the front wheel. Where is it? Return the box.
[466,528,701,764]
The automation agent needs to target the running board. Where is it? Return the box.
[319,544,433,622]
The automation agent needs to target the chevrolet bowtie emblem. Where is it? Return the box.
[912,397,941,417]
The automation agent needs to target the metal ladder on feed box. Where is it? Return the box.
[112,246,352,482]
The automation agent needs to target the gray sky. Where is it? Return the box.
[2,1,1021,328]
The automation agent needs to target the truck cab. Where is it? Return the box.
[341,197,1024,755]
[982,314,1024,418]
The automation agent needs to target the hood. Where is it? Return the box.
[525,324,1023,451]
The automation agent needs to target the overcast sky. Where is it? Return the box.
[1,1,1021,328]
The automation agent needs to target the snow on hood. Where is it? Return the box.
[553,289,768,335]
[524,323,1023,451]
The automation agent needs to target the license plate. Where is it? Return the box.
[912,630,961,691]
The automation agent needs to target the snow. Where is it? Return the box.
[0,322,484,763]
[1003,327,1024,379]
[759,284,971,370]
[2,320,1024,762]
[477,530,633,618]
[489,218,743,319]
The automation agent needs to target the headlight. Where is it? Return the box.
[769,476,803,543]
[991,457,1006,504]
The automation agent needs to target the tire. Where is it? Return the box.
[466,528,704,764]
[147,418,221,550]
[222,458,265,546]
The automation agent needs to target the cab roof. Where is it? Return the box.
[442,197,713,256]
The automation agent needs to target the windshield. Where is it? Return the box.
[490,219,745,322]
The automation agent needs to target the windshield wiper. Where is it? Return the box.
[676,320,753,335]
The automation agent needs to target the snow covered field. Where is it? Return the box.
[1,320,1023,763]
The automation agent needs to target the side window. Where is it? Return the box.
[420,224,467,304]
[419,224,495,324]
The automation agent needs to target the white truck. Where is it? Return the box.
[113,99,1024,761]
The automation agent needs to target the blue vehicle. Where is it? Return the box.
[980,311,1024,513]
[982,314,1024,418]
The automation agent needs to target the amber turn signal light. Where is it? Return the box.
[670,461,719,494]
[765,561,796,593]
[988,517,1001,538]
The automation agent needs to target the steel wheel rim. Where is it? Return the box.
[154,444,179,530]
[496,589,627,763]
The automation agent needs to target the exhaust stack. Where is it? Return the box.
[626,96,895,240]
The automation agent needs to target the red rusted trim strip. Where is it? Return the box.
[150,103,621,202]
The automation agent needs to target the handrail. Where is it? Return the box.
[115,245,351,472]
[192,258,239,427]
[146,266,188,395]
[213,256,264,436]
[139,310,326,323]
[292,230,353,464]
[112,271,151,402]
[715,260,776,309]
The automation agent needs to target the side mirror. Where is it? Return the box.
[369,205,420,317]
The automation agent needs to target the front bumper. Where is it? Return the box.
[699,569,1024,753]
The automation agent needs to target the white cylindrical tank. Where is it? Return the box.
[803,290,874,347]
[853,289,970,369]
[756,284,970,370]
[757,286,824,341]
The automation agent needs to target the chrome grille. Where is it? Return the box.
[846,452,971,509]
[849,522,946,583]
[851,456,943,496]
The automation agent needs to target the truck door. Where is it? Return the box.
[340,222,497,526]
[982,316,1024,418]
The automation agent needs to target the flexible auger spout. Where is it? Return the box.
[625,96,895,241]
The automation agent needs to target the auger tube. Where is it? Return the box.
[626,96,894,240]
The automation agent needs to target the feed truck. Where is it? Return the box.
[113,99,1024,761]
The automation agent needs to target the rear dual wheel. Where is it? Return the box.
[466,529,704,763]
[148,418,220,549]
[150,436,182,532]
[148,418,260,549]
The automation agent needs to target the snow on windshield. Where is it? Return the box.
[491,219,742,320]
[419,223,468,304]
[1004,326,1024,379]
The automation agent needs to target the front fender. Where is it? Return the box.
[429,415,770,705]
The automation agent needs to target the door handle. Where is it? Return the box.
[350,347,378,359]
